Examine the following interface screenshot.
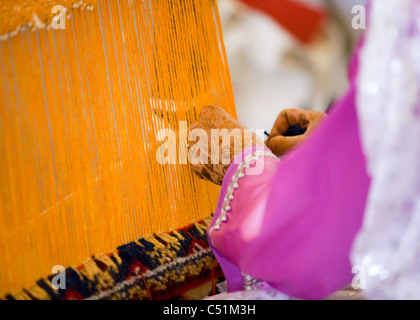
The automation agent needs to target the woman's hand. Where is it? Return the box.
[265,108,327,156]
[188,106,264,185]
[188,106,325,185]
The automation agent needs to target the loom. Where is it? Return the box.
[0,0,236,299]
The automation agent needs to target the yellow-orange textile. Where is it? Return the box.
[0,0,235,296]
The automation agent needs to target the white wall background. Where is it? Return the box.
[218,0,366,138]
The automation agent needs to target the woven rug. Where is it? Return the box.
[3,215,224,300]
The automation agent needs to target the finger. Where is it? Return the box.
[268,110,290,139]
[191,165,206,180]
[188,120,207,150]
[304,111,327,134]
[190,162,223,186]
[266,134,306,156]
[282,109,312,129]
[190,119,204,131]
[198,105,238,129]
[269,109,325,138]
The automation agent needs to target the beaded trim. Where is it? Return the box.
[208,150,277,248]
[242,272,263,291]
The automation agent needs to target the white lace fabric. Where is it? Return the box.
[352,0,420,299]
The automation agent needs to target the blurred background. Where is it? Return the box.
[217,0,367,138]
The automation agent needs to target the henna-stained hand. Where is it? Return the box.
[188,107,325,185]
[265,108,327,156]
[188,106,264,185]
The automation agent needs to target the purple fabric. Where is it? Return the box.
[248,85,369,299]
[208,38,371,299]
[208,144,273,292]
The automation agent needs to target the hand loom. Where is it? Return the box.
[0,0,236,299]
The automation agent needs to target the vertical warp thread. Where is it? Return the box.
[0,0,236,296]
